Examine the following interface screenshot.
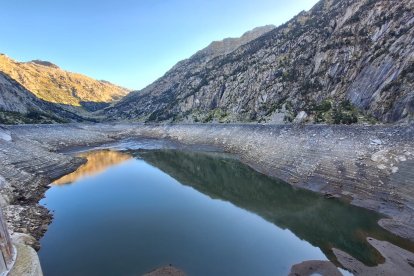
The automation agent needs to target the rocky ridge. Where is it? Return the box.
[105,0,414,124]
[193,25,275,62]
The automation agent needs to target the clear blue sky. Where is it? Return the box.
[0,0,318,90]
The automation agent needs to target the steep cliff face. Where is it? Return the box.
[0,54,129,110]
[0,72,85,124]
[106,0,414,124]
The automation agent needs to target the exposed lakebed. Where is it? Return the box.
[38,146,414,276]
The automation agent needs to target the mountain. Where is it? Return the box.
[0,54,129,111]
[105,0,414,124]
[0,72,85,124]
[193,25,275,62]
[103,25,276,122]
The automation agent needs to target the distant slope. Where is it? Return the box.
[0,72,85,124]
[0,54,129,110]
[104,25,276,121]
[105,0,414,124]
[193,25,275,62]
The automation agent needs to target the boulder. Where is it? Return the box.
[0,126,11,142]
[293,111,308,124]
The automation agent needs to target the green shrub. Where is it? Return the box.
[332,107,358,125]
[202,113,214,123]
[315,100,332,112]
[340,100,353,111]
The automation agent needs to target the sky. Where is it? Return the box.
[0,0,319,90]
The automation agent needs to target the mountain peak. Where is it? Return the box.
[194,25,275,61]
[29,60,60,69]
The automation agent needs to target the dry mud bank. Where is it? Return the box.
[0,123,413,259]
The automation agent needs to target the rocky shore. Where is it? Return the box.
[0,123,413,274]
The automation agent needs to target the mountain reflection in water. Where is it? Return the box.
[53,150,132,185]
[135,149,414,266]
[48,149,414,270]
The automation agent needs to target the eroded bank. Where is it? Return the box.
[0,123,413,249]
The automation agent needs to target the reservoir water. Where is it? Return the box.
[38,147,413,276]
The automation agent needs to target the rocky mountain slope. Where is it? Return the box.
[105,0,414,124]
[0,54,129,111]
[0,72,85,124]
[193,25,275,62]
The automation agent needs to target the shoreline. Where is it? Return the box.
[0,123,413,273]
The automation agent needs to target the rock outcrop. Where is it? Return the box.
[333,238,414,275]
[105,0,414,124]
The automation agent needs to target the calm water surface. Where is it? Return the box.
[39,148,413,276]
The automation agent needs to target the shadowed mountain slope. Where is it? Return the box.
[137,149,414,266]
[105,0,414,124]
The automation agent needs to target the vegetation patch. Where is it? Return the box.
[0,109,67,124]
[304,100,365,125]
